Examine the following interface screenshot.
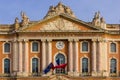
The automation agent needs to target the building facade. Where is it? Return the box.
[0,2,120,77]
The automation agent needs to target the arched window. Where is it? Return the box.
[55,53,65,74]
[32,42,39,52]
[111,43,116,52]
[4,59,10,74]
[32,58,38,73]
[82,42,88,52]
[4,43,10,53]
[82,58,88,73]
[110,58,116,73]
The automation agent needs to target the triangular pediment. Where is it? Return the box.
[21,14,100,32]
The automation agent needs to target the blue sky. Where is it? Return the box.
[0,0,120,24]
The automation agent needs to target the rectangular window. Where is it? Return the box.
[4,43,10,53]
[110,43,116,53]
[81,42,89,52]
[32,41,39,53]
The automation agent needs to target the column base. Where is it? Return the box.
[102,71,109,77]
[46,71,52,76]
[41,70,53,76]
[73,72,79,77]
[92,71,97,76]
[96,71,109,77]
[22,72,29,77]
[16,72,24,77]
[68,72,74,76]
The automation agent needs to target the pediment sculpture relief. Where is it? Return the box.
[41,18,79,31]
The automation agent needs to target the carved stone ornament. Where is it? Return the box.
[44,2,76,19]
[21,12,30,27]
[41,18,79,31]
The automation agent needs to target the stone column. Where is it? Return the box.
[98,40,102,73]
[68,39,73,76]
[102,40,108,76]
[12,40,18,74]
[24,40,29,76]
[46,39,52,76]
[92,39,97,76]
[41,39,46,74]
[47,39,52,65]
[74,39,79,76]
[18,40,23,74]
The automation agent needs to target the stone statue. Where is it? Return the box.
[100,17,105,23]
[92,11,106,29]
[66,7,71,14]
[44,2,76,19]
[14,17,20,30]
[15,17,19,24]
[56,2,64,14]
[21,11,29,26]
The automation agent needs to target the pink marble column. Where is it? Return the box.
[41,39,46,72]
[74,39,79,72]
[98,41,102,72]
[18,40,23,72]
[47,39,52,65]
[12,40,18,72]
[24,40,29,74]
[92,39,97,72]
[68,39,73,72]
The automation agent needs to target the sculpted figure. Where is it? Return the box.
[66,7,71,14]
[56,2,64,14]
[21,12,29,26]
[15,17,19,24]
[14,17,20,30]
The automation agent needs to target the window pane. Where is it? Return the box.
[32,42,38,52]
[82,58,88,73]
[110,59,116,73]
[4,43,10,53]
[4,59,10,73]
[111,43,116,52]
[32,58,38,73]
[82,42,88,52]
[55,53,65,74]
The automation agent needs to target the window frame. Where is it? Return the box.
[32,58,39,73]
[109,42,117,54]
[80,41,89,53]
[82,58,88,73]
[31,57,40,73]
[31,41,40,53]
[80,57,90,73]
[110,58,117,73]
[3,58,10,74]
[3,42,11,54]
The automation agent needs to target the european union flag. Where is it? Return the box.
[56,58,60,65]
[43,63,53,74]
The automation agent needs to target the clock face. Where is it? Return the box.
[56,41,64,50]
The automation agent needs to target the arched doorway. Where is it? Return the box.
[32,58,38,73]
[55,53,65,74]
